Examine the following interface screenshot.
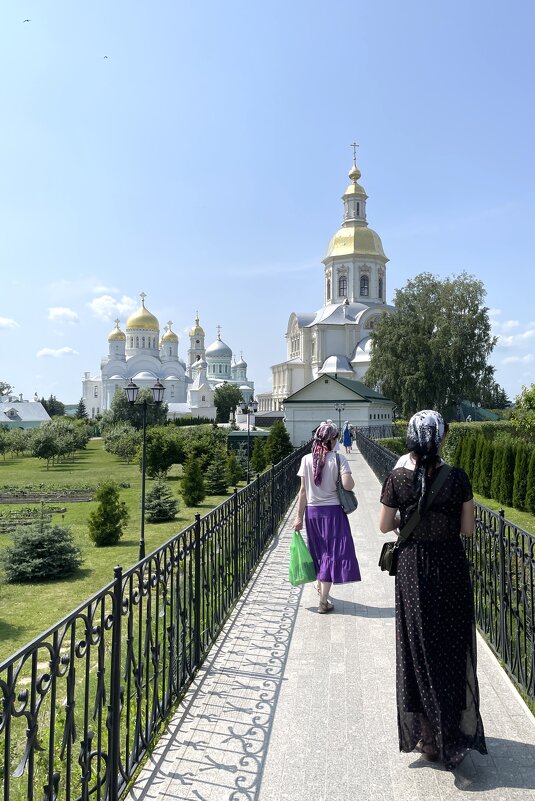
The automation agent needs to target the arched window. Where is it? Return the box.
[356,202,360,216]
[168,348,171,356]
[153,337,156,348]
[201,395,206,402]
[219,364,222,373]
[142,336,145,348]
[378,276,383,299]
[326,278,331,299]
[360,275,369,297]
[136,336,139,347]
[130,337,134,347]
[338,274,347,297]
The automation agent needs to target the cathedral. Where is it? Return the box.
[258,153,394,412]
[82,295,254,419]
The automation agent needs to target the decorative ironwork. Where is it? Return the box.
[355,428,535,702]
[0,444,309,801]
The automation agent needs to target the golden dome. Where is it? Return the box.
[126,293,159,332]
[189,314,205,337]
[162,322,178,342]
[349,163,361,181]
[325,225,387,260]
[108,320,126,341]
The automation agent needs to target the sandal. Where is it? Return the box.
[415,739,438,762]
[318,600,334,614]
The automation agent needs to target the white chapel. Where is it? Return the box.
[259,153,394,412]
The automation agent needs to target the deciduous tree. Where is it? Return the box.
[214,384,243,424]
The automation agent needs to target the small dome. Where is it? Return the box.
[189,314,205,337]
[234,354,247,368]
[348,163,362,182]
[239,384,251,391]
[126,294,159,332]
[325,225,386,260]
[162,323,178,343]
[206,334,232,358]
[351,337,373,363]
[108,321,126,341]
[132,370,158,380]
[318,355,355,376]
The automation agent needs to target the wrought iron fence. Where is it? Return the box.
[355,429,535,701]
[0,444,309,801]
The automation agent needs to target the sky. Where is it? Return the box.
[1,0,534,404]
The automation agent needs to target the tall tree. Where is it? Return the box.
[264,420,293,465]
[40,395,65,417]
[0,382,13,397]
[365,272,497,418]
[104,386,168,429]
[511,384,535,440]
[213,384,243,423]
[75,398,88,419]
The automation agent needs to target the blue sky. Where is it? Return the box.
[1,0,534,403]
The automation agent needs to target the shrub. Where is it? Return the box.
[461,435,477,481]
[145,479,179,522]
[225,451,242,486]
[479,441,494,498]
[498,443,516,507]
[264,421,293,465]
[88,481,129,546]
[251,438,268,472]
[512,444,530,511]
[525,450,535,514]
[377,437,406,456]
[2,521,83,582]
[472,436,485,494]
[180,457,206,506]
[205,448,229,495]
[490,446,504,501]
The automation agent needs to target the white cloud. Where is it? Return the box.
[87,294,137,321]
[48,307,79,323]
[36,347,79,358]
[488,308,502,318]
[502,354,534,365]
[92,284,119,294]
[0,317,19,329]
[497,328,535,348]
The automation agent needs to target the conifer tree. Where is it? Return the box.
[181,456,206,506]
[525,450,535,514]
[452,435,464,468]
[145,478,179,522]
[498,442,516,507]
[512,444,530,511]
[490,445,503,501]
[461,436,477,482]
[75,398,88,419]
[251,438,267,473]
[205,448,229,495]
[480,441,494,498]
[472,436,485,494]
[88,481,129,546]
[2,521,83,582]
[225,450,242,486]
[264,421,293,465]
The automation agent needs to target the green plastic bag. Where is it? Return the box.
[288,530,317,586]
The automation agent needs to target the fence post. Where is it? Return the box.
[193,514,202,669]
[270,465,275,537]
[108,565,123,801]
[233,489,239,599]
[255,473,261,547]
[498,509,507,661]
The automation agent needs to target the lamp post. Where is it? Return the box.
[334,401,345,433]
[239,398,258,483]
[124,378,165,560]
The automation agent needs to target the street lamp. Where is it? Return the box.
[124,378,165,560]
[334,401,345,433]
[239,398,258,483]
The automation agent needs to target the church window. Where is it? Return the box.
[378,276,383,298]
[142,336,145,348]
[218,365,222,373]
[148,339,151,349]
[356,202,360,216]
[94,386,98,397]
[130,337,133,347]
[360,275,369,296]
[168,348,172,356]
[170,385,175,398]
[202,395,206,402]
[338,275,348,297]
[326,278,331,299]
[196,339,200,344]
[153,337,156,348]
[136,336,139,347]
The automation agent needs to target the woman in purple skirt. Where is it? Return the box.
[293,421,361,613]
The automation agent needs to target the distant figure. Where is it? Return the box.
[342,420,352,454]
[466,414,472,422]
[379,409,487,769]
[294,421,361,614]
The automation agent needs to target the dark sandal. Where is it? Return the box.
[415,740,438,762]
[318,600,334,614]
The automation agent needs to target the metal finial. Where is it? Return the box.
[351,142,359,165]
[140,291,147,306]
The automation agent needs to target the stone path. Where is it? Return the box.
[127,447,535,801]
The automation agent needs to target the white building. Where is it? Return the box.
[0,394,51,429]
[259,155,394,412]
[82,296,255,419]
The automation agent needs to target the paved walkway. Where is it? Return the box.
[127,447,535,801]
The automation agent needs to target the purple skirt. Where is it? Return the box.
[305,505,361,584]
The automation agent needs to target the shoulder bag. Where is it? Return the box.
[335,453,359,514]
[378,466,451,576]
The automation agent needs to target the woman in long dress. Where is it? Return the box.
[379,410,487,769]
[294,421,361,613]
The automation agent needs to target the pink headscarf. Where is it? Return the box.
[312,421,338,485]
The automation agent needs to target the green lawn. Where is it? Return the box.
[473,492,535,535]
[0,439,237,660]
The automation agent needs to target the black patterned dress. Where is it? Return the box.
[380,464,487,766]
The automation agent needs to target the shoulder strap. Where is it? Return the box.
[335,452,341,482]
[395,466,451,545]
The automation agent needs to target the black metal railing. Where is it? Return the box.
[355,429,535,701]
[0,444,309,801]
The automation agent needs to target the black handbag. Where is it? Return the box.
[378,466,451,576]
[335,453,358,514]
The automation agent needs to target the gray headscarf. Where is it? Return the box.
[405,410,446,512]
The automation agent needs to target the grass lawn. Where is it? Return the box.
[473,492,535,535]
[0,438,238,661]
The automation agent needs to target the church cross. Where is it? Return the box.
[140,291,147,306]
[217,324,221,340]
[351,142,359,165]
[167,320,173,330]
[114,318,120,327]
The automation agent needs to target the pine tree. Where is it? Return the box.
[512,444,530,511]
[480,441,494,498]
[225,451,242,486]
[490,445,503,501]
[498,443,516,507]
[461,436,477,482]
[2,521,83,582]
[264,421,293,465]
[181,456,206,506]
[75,398,88,419]
[525,450,535,514]
[145,478,179,522]
[251,438,267,473]
[88,481,129,546]
[472,436,485,494]
[205,448,229,495]
[452,435,464,468]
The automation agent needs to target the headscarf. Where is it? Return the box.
[405,409,446,512]
[312,421,338,485]
[343,420,350,431]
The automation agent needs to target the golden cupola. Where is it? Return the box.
[189,314,205,337]
[108,320,126,341]
[126,293,160,331]
[162,322,179,342]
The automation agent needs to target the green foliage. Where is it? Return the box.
[376,437,406,456]
[512,444,530,512]
[460,435,477,481]
[87,480,129,546]
[170,415,216,427]
[213,384,244,423]
[225,450,242,486]
[2,521,83,582]
[472,436,485,494]
[251,438,268,472]
[498,443,516,507]
[452,435,464,468]
[40,394,65,417]
[479,441,494,498]
[0,381,13,396]
[143,427,185,477]
[490,446,504,502]
[180,456,206,506]
[183,425,227,470]
[525,450,535,515]
[75,398,88,419]
[7,427,31,456]
[103,423,141,463]
[511,384,535,440]
[103,387,168,429]
[145,479,179,522]
[365,272,497,418]
[204,448,229,495]
[264,421,293,465]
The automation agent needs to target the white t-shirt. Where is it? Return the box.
[297,451,351,506]
[393,454,445,471]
